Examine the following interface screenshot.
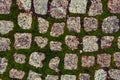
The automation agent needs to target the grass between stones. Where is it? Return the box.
[0,0,120,80]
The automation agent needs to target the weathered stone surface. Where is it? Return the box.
[94,69,107,80]
[108,0,120,13]
[0,37,11,51]
[79,73,90,80]
[17,0,31,11]
[50,23,65,37]
[67,17,81,33]
[49,57,60,72]
[81,56,95,68]
[34,36,48,48]
[64,53,78,70]
[0,0,12,14]
[50,0,68,18]
[88,0,103,16]
[114,52,120,67]
[101,36,114,49]
[108,69,120,80]
[33,0,48,15]
[0,57,8,74]
[102,16,119,34]
[61,75,76,80]
[29,52,45,68]
[14,33,32,49]
[65,35,79,50]
[50,41,62,51]
[84,17,98,32]
[97,53,111,67]
[0,20,14,34]
[38,17,49,34]
[83,36,98,52]
[118,36,120,49]
[45,75,59,80]
[13,53,26,64]
[27,70,42,80]
[9,69,25,79]
[18,13,32,29]
[69,0,87,14]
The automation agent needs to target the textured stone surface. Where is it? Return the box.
[94,69,107,80]
[97,53,111,67]
[101,36,114,49]
[64,53,78,70]
[49,57,60,72]
[17,0,31,11]
[33,0,48,15]
[0,20,14,34]
[27,70,42,80]
[88,0,103,16]
[114,52,120,67]
[45,75,59,80]
[102,16,119,34]
[118,36,120,49]
[0,37,11,51]
[65,35,79,50]
[38,17,49,34]
[81,56,95,68]
[108,0,120,13]
[13,53,26,64]
[9,69,25,79]
[84,17,98,32]
[50,0,68,18]
[67,17,81,33]
[83,36,98,52]
[29,52,45,68]
[14,33,32,49]
[50,41,62,51]
[79,73,90,80]
[108,69,120,80]
[69,0,87,14]
[61,75,76,80]
[0,0,12,14]
[50,23,65,37]
[0,57,8,74]
[34,36,48,48]
[18,13,32,29]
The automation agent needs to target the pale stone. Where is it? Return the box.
[83,36,98,52]
[0,57,8,74]
[108,69,120,80]
[17,0,31,11]
[45,75,59,80]
[0,37,11,51]
[50,23,65,37]
[18,13,32,29]
[50,41,62,51]
[102,16,119,34]
[27,70,42,80]
[50,0,68,18]
[67,17,81,33]
[79,73,90,80]
[61,75,76,80]
[29,52,45,68]
[38,17,49,34]
[34,36,48,48]
[97,53,111,67]
[64,53,78,70]
[69,0,87,14]
[88,0,103,16]
[0,0,12,14]
[14,33,32,49]
[65,35,79,50]
[9,69,25,79]
[49,57,60,72]
[0,20,14,34]
[33,0,48,15]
